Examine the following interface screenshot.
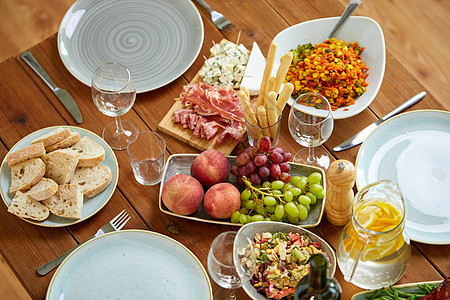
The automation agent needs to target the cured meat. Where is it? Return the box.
[418,277,450,300]
[173,82,245,144]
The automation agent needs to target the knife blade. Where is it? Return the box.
[21,51,82,124]
[333,91,426,152]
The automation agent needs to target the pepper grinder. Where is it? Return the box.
[325,159,356,226]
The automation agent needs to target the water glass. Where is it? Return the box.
[245,112,282,147]
[127,131,166,186]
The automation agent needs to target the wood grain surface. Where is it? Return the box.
[0,1,448,300]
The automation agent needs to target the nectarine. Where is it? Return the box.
[161,174,204,215]
[191,150,230,187]
[204,182,241,219]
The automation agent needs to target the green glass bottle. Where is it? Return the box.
[294,254,341,300]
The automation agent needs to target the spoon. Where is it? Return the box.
[328,0,363,38]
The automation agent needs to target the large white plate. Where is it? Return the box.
[356,110,450,244]
[159,154,326,228]
[1,126,119,227]
[46,230,213,299]
[272,16,385,119]
[57,0,204,93]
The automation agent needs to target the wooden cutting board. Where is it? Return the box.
[158,65,246,155]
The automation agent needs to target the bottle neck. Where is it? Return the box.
[309,254,328,290]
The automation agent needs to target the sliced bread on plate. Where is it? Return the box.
[7,191,50,221]
[6,142,46,167]
[32,127,71,147]
[45,132,81,152]
[42,184,83,219]
[41,149,80,185]
[70,136,105,167]
[70,165,112,197]
[25,177,58,201]
[10,158,46,194]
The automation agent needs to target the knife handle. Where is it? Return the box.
[380,91,426,121]
[21,51,58,92]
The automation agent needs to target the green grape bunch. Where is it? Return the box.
[231,172,325,225]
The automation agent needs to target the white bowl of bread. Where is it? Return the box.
[1,126,118,226]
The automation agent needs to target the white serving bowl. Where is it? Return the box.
[234,221,336,300]
[272,16,385,119]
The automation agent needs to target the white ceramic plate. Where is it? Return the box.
[272,16,385,119]
[58,0,204,93]
[351,280,442,299]
[46,230,213,299]
[1,126,118,227]
[235,222,336,300]
[356,110,450,244]
[159,154,326,227]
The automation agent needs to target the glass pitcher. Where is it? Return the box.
[336,180,411,289]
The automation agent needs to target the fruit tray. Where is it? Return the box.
[158,154,326,227]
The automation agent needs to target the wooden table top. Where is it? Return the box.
[0,1,448,299]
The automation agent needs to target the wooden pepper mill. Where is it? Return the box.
[325,159,356,226]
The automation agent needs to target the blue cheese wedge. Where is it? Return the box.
[199,40,249,88]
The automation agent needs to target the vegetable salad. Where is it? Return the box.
[248,232,327,300]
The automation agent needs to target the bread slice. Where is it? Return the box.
[7,142,46,167]
[10,158,46,194]
[70,165,112,197]
[45,132,81,152]
[8,191,50,221]
[42,184,83,219]
[32,128,71,147]
[70,136,105,167]
[41,149,80,185]
[25,177,58,201]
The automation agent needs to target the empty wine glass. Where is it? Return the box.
[92,62,138,150]
[288,93,334,170]
[207,231,255,300]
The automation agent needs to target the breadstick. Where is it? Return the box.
[241,86,250,99]
[237,90,258,127]
[266,91,279,138]
[254,42,278,108]
[274,51,293,94]
[277,83,294,116]
[256,105,271,138]
[265,76,276,110]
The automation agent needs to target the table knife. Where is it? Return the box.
[21,51,82,124]
[333,91,426,152]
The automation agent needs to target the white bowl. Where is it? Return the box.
[234,221,336,300]
[272,16,385,119]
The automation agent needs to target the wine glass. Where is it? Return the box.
[288,92,334,170]
[207,231,255,300]
[91,62,138,150]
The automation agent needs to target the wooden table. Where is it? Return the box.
[0,1,448,299]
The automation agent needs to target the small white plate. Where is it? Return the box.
[159,154,326,228]
[57,0,204,93]
[272,16,385,119]
[1,126,118,227]
[356,110,450,244]
[46,230,213,299]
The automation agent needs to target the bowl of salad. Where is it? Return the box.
[234,221,336,300]
[272,16,385,119]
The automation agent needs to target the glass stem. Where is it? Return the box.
[115,116,124,135]
[228,290,237,300]
[307,146,316,163]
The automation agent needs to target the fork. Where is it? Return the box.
[37,210,130,276]
[195,0,236,31]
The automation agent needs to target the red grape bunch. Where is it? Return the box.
[231,136,293,186]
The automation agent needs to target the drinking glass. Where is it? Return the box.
[207,231,255,300]
[288,93,334,170]
[92,62,138,150]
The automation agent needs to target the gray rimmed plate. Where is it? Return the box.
[0,126,118,227]
[57,0,204,93]
[158,154,326,227]
[46,230,213,299]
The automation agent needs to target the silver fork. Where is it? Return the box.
[37,210,130,276]
[195,0,236,31]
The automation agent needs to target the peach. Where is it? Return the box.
[161,174,204,215]
[191,150,230,187]
[203,182,241,219]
